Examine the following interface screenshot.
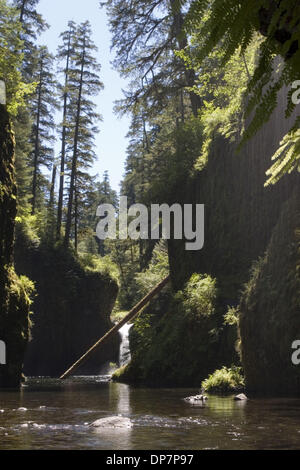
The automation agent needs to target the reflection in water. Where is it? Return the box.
[205,395,247,417]
[106,382,133,449]
[0,378,300,449]
[109,382,132,415]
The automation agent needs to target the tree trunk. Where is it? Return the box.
[171,1,202,117]
[31,60,43,215]
[57,28,72,240]
[19,0,26,23]
[64,39,86,248]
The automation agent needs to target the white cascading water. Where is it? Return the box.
[119,323,133,366]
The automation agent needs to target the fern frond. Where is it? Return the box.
[265,128,300,185]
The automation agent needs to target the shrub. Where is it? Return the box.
[175,273,217,320]
[201,366,245,394]
[79,252,119,282]
[224,306,239,326]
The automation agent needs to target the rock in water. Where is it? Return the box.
[234,393,248,401]
[184,394,207,405]
[91,416,133,429]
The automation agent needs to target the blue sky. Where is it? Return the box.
[38,0,130,192]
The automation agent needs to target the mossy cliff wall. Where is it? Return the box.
[167,89,300,393]
[239,188,300,396]
[15,232,120,377]
[0,105,31,388]
[117,89,300,391]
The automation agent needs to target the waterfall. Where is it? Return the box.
[119,324,133,366]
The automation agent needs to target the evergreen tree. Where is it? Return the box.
[13,0,48,79]
[76,171,118,254]
[30,46,58,214]
[103,0,201,119]
[12,0,49,214]
[56,21,76,239]
[0,0,32,115]
[63,21,104,250]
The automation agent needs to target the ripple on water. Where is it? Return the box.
[133,414,210,429]
[12,422,89,433]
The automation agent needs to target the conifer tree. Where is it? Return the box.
[12,0,49,213]
[103,0,201,119]
[63,21,103,249]
[30,46,58,214]
[14,0,48,79]
[56,21,76,239]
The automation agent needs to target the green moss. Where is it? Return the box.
[110,310,129,324]
[0,105,33,388]
[201,366,245,394]
[239,189,300,396]
[112,365,128,380]
[79,252,119,283]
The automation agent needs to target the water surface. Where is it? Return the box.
[0,377,300,450]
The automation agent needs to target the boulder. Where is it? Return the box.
[184,394,207,405]
[91,416,133,429]
[234,393,248,401]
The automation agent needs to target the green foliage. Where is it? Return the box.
[224,306,239,326]
[113,271,230,387]
[76,171,118,254]
[110,310,129,323]
[62,20,104,248]
[201,365,245,394]
[265,128,300,185]
[15,207,44,243]
[0,0,34,115]
[79,252,119,282]
[112,365,127,380]
[106,237,143,309]
[185,0,300,183]
[135,241,169,296]
[175,273,217,320]
[179,36,259,171]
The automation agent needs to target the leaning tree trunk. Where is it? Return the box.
[0,104,32,388]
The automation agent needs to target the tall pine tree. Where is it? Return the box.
[30,46,58,214]
[63,21,103,250]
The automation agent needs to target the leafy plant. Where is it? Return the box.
[185,0,300,184]
[201,365,245,394]
[224,306,239,326]
[175,273,217,320]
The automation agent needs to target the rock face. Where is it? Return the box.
[239,189,300,396]
[0,105,32,388]
[115,87,300,393]
[15,232,120,377]
[234,393,248,401]
[184,394,207,405]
